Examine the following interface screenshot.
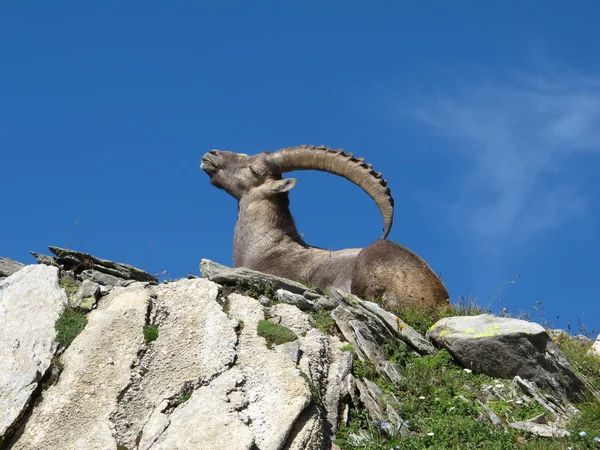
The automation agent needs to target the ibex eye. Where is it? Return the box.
[248,165,258,175]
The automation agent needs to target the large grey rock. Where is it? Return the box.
[49,246,157,282]
[427,314,596,401]
[12,286,150,450]
[0,257,25,277]
[0,265,66,443]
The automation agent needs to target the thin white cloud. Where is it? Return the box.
[406,70,600,248]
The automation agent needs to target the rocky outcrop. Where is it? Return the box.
[1,254,597,448]
[3,257,365,449]
[0,265,66,443]
[427,314,597,402]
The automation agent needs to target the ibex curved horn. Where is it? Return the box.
[266,145,394,239]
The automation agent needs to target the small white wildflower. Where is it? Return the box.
[426,432,434,436]
[515,400,523,405]
[594,436,600,442]
[418,396,426,400]
[381,422,391,429]
[579,431,587,437]
[463,368,472,373]
[495,383,505,389]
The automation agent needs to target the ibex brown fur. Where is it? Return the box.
[201,145,449,310]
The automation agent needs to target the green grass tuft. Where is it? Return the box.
[311,310,337,335]
[256,320,298,348]
[143,325,159,343]
[59,276,80,298]
[178,392,192,404]
[55,307,88,348]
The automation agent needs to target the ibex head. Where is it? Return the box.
[201,150,297,203]
[201,145,394,239]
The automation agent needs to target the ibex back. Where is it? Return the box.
[201,145,449,310]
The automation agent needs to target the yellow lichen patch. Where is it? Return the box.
[438,329,452,338]
[472,331,504,338]
[428,321,445,331]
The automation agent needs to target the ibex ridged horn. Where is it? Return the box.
[266,145,394,239]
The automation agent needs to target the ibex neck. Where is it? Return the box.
[233,194,306,267]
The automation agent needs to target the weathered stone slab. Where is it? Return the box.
[200,258,321,298]
[29,252,57,266]
[276,289,315,311]
[0,265,66,444]
[79,269,135,288]
[331,302,403,384]
[49,246,157,282]
[0,257,25,278]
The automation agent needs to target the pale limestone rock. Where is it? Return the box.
[509,419,571,438]
[228,293,312,450]
[0,265,65,441]
[113,278,238,448]
[269,302,315,336]
[590,333,600,357]
[12,286,150,450]
[149,369,255,450]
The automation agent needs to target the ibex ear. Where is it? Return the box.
[264,178,297,196]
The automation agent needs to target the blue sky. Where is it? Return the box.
[2,2,599,334]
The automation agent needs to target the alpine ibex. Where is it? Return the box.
[201,145,449,310]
